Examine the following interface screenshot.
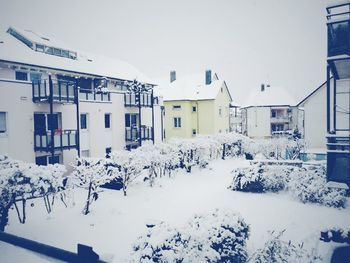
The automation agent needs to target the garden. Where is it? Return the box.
[0,133,349,262]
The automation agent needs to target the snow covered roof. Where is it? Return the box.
[0,26,152,83]
[153,73,232,101]
[241,85,296,108]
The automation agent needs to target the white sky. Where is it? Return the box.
[0,0,336,104]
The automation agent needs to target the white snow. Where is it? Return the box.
[241,85,297,108]
[0,26,152,83]
[153,73,231,101]
[1,157,349,262]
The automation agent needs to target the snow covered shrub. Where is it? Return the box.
[132,209,250,262]
[287,165,347,208]
[110,149,145,196]
[0,156,67,230]
[230,164,291,193]
[320,227,350,244]
[72,157,114,215]
[242,137,303,160]
[249,230,322,263]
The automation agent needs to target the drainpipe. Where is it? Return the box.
[151,89,155,144]
[48,75,55,163]
[75,83,80,158]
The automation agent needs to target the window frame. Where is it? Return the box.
[0,112,7,135]
[80,113,88,130]
[173,117,182,128]
[15,71,28,81]
[104,113,111,129]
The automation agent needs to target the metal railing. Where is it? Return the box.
[32,80,76,103]
[326,134,350,186]
[125,126,152,142]
[79,89,111,102]
[327,2,350,57]
[124,93,152,107]
[34,130,77,152]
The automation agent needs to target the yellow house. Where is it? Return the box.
[157,70,232,140]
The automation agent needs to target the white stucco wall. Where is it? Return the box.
[246,107,271,138]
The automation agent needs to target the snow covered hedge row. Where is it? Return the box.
[131,209,250,262]
[249,231,321,263]
[229,164,347,208]
[0,156,67,230]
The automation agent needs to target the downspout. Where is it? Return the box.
[75,83,80,157]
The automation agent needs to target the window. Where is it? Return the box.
[271,110,277,118]
[173,105,181,110]
[15,71,28,81]
[81,150,90,157]
[30,72,41,82]
[192,106,197,112]
[0,112,7,133]
[35,44,45,52]
[80,114,87,130]
[105,113,111,128]
[105,147,112,158]
[174,117,181,128]
[125,113,139,128]
[271,124,284,132]
[192,129,196,136]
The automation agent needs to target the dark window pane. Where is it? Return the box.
[105,114,111,128]
[36,156,47,166]
[80,114,87,129]
[15,71,28,81]
[125,114,130,127]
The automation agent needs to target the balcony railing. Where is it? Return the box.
[326,134,350,186]
[327,2,350,57]
[270,116,291,123]
[32,80,76,103]
[124,93,152,107]
[34,130,77,152]
[125,126,152,142]
[79,89,111,102]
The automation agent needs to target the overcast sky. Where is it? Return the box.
[0,0,334,103]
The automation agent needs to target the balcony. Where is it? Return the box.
[124,93,152,107]
[326,135,350,187]
[125,126,152,142]
[79,89,111,102]
[270,116,290,123]
[327,2,350,58]
[327,2,350,80]
[34,130,77,152]
[32,80,76,103]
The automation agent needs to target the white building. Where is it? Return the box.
[298,79,350,158]
[0,27,164,166]
[241,84,301,138]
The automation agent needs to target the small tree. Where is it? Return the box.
[72,158,113,215]
[110,150,145,196]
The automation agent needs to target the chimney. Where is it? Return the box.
[170,70,176,83]
[205,69,212,85]
[261,83,265,92]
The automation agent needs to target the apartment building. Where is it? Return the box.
[0,27,163,166]
[155,70,232,140]
[241,84,301,138]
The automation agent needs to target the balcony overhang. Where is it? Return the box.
[328,56,350,79]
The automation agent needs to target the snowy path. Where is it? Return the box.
[2,157,350,262]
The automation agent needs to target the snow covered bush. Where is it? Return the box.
[249,230,321,263]
[230,163,347,208]
[320,227,350,243]
[109,150,146,196]
[287,165,347,208]
[132,209,250,262]
[230,164,291,193]
[72,157,114,215]
[242,137,304,160]
[0,156,67,230]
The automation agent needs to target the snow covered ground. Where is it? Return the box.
[1,157,350,262]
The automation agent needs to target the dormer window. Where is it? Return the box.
[35,44,44,52]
